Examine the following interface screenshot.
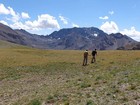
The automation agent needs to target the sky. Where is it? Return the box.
[0,0,140,42]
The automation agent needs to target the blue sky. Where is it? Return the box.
[0,0,140,41]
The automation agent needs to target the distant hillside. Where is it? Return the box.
[0,23,138,50]
[117,42,140,50]
[0,23,50,49]
[0,40,26,48]
[47,27,136,50]
[14,29,50,49]
[0,23,26,45]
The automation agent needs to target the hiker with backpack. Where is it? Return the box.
[82,50,89,66]
[91,49,97,63]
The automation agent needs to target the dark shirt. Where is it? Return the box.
[92,51,97,56]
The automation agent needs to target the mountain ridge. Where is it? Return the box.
[46,27,136,50]
[0,23,138,50]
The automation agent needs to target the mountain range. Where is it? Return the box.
[0,23,139,50]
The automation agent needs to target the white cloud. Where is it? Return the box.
[28,14,60,29]
[120,27,140,41]
[109,11,114,15]
[0,4,18,18]
[21,12,30,19]
[0,20,8,26]
[11,14,20,22]
[0,4,30,22]
[8,7,20,22]
[100,21,140,41]
[100,21,119,34]
[10,14,60,31]
[72,23,79,27]
[99,16,109,20]
[59,15,68,24]
[0,4,10,14]
[0,4,60,34]
[8,6,16,16]
[10,22,30,30]
[6,14,20,23]
[0,4,20,22]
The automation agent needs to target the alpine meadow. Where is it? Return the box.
[0,41,140,105]
[1,0,140,105]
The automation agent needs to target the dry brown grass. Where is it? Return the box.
[0,47,140,105]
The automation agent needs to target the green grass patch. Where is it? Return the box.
[28,99,41,105]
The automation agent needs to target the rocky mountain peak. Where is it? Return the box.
[0,23,138,50]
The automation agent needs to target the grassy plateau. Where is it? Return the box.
[0,43,140,105]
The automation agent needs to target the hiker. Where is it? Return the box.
[83,50,89,66]
[91,49,97,63]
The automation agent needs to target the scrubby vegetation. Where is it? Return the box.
[0,46,140,105]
